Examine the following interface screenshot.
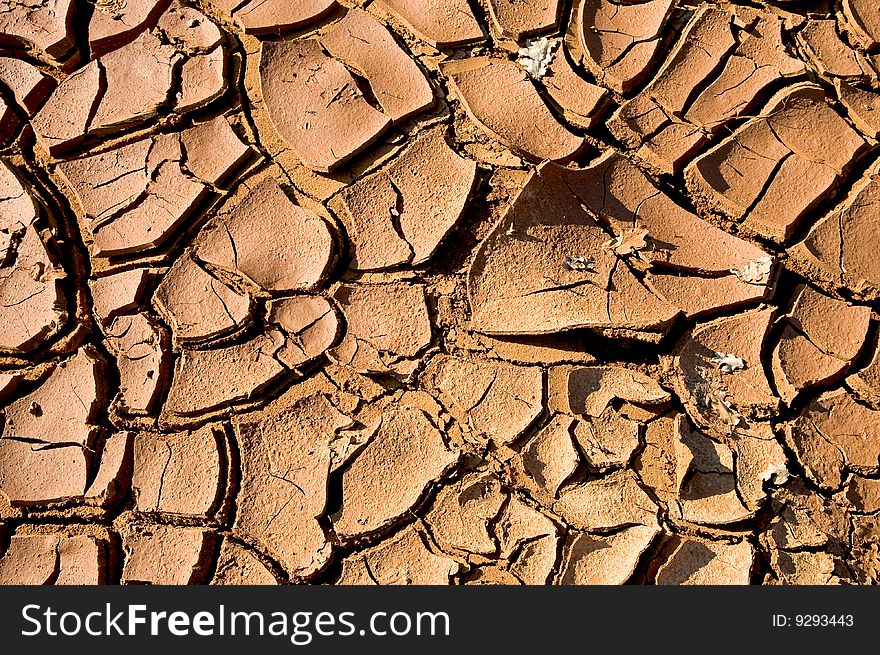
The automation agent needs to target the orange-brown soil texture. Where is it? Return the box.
[0,0,879,586]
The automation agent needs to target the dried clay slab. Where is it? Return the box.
[0,0,76,60]
[424,473,506,556]
[120,523,214,584]
[215,0,337,35]
[467,151,772,337]
[33,2,227,156]
[836,79,880,139]
[796,19,875,79]
[330,282,432,377]
[374,0,484,48]
[770,285,871,404]
[539,44,607,129]
[0,534,104,585]
[211,539,277,586]
[789,159,880,300]
[578,0,675,93]
[338,129,477,271]
[58,116,252,261]
[105,313,169,416]
[337,525,460,585]
[785,389,880,491]
[443,56,586,163]
[842,0,880,50]
[656,538,753,585]
[487,0,562,40]
[332,403,459,540]
[421,354,544,447]
[88,0,171,57]
[234,391,358,579]
[0,161,66,353]
[132,425,225,518]
[321,9,433,124]
[0,56,56,116]
[193,178,335,293]
[608,6,804,174]
[670,307,779,430]
[557,524,658,585]
[686,83,867,243]
[260,12,432,172]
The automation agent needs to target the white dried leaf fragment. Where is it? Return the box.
[760,463,789,486]
[710,352,747,374]
[731,256,773,285]
[517,38,556,79]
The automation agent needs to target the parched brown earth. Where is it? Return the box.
[0,0,878,586]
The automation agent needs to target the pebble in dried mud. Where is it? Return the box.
[421,354,543,447]
[842,0,880,50]
[333,404,458,540]
[216,0,336,35]
[322,9,433,124]
[424,473,505,556]
[789,159,880,300]
[0,162,66,352]
[557,524,658,585]
[608,7,804,174]
[59,116,252,259]
[495,496,559,584]
[105,313,168,415]
[331,283,431,377]
[785,389,880,491]
[578,0,674,93]
[132,425,225,517]
[656,538,753,585]
[671,307,778,429]
[468,152,771,337]
[194,178,334,293]
[234,392,358,578]
[120,523,213,584]
[33,3,226,155]
[339,129,477,271]
[337,524,460,585]
[259,39,390,173]
[0,534,103,585]
[686,83,867,243]
[211,539,278,585]
[0,0,76,59]
[375,0,484,48]
[770,285,871,404]
[554,469,659,531]
[443,56,585,162]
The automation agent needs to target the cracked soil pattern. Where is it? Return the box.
[0,0,879,585]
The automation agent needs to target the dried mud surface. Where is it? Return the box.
[0,0,878,586]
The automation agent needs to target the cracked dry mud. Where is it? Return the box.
[0,0,879,587]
